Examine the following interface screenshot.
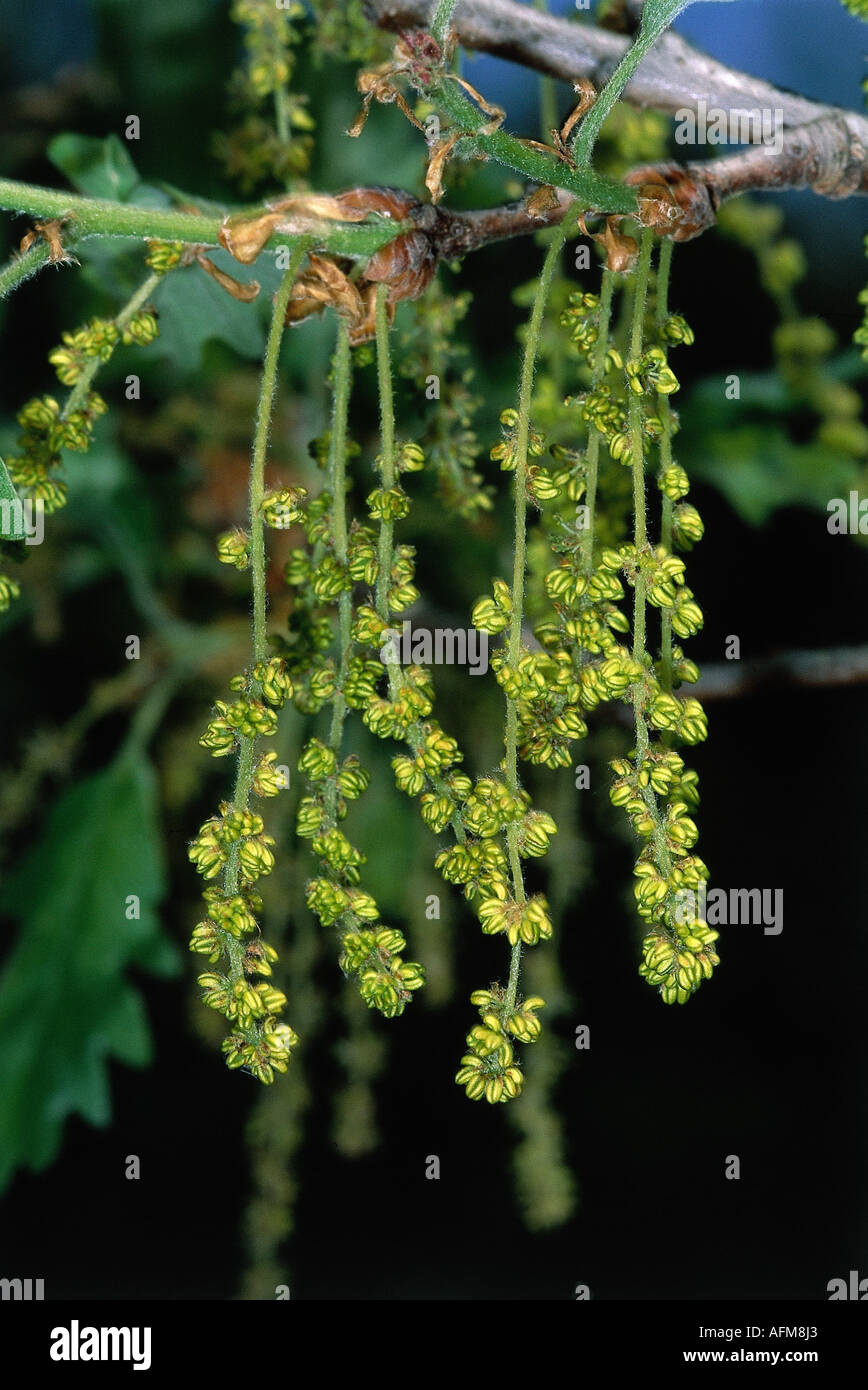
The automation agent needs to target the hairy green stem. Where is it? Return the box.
[275,89,291,148]
[628,229,654,685]
[571,5,684,167]
[627,230,675,879]
[503,231,562,1014]
[656,236,675,693]
[656,236,673,314]
[371,287,419,693]
[325,320,353,822]
[581,268,615,578]
[432,0,460,45]
[0,239,54,299]
[431,81,636,213]
[425,0,684,205]
[0,178,229,241]
[221,241,311,1005]
[374,285,396,619]
[0,177,404,286]
[307,319,374,961]
[250,242,312,662]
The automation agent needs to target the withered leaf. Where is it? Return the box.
[284,254,367,337]
[20,218,74,265]
[219,211,286,265]
[266,193,369,223]
[560,80,597,145]
[196,254,260,302]
[220,193,371,266]
[596,217,638,273]
[450,74,505,131]
[425,132,462,204]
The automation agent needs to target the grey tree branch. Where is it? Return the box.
[619,110,868,239]
[597,645,868,714]
[364,0,868,217]
[692,645,868,700]
[414,114,867,252]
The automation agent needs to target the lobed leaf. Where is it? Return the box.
[0,456,26,541]
[0,752,180,1190]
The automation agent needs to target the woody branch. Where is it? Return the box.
[3,0,867,293]
[364,0,868,221]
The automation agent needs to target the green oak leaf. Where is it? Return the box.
[47,132,143,203]
[0,752,180,1190]
[0,455,26,541]
[46,131,273,370]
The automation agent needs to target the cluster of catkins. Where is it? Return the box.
[189,235,716,1095]
[1,293,160,613]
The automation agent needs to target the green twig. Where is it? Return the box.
[581,268,615,578]
[0,240,55,299]
[571,4,687,167]
[325,320,354,823]
[628,228,654,683]
[374,285,396,619]
[656,236,675,693]
[627,229,674,877]
[432,80,636,213]
[432,0,461,46]
[249,239,313,664]
[0,177,404,292]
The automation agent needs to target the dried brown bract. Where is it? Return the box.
[286,253,363,324]
[425,131,463,203]
[282,188,437,344]
[219,184,432,342]
[219,193,369,265]
[364,228,436,305]
[447,73,504,131]
[626,167,709,241]
[348,29,502,204]
[196,253,260,302]
[596,217,639,273]
[19,217,76,265]
[332,187,418,221]
[349,62,426,139]
[551,79,597,158]
[285,259,378,347]
[335,187,436,307]
[518,81,596,170]
[576,211,638,273]
[348,29,450,139]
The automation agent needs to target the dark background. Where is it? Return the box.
[0,0,866,1300]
